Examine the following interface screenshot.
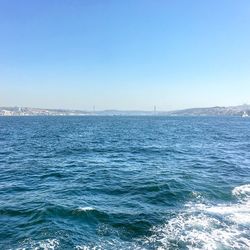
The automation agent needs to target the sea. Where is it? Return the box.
[0,116,249,250]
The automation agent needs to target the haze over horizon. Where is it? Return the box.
[1,1,250,110]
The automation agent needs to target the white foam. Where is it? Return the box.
[16,239,59,250]
[75,240,140,250]
[144,184,250,249]
[198,184,250,225]
[77,207,95,211]
[147,211,250,249]
[204,202,250,224]
[232,184,250,199]
[34,239,59,250]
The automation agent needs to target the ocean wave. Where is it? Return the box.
[0,205,106,223]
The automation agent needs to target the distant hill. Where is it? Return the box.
[167,104,250,116]
[0,105,250,116]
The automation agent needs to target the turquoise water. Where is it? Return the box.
[0,116,249,249]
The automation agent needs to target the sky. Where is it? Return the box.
[0,0,250,111]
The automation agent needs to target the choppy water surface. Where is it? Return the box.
[0,116,250,249]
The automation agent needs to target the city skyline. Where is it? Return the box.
[1,1,250,110]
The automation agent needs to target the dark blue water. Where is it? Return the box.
[0,116,250,249]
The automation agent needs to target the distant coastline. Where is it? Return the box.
[0,105,250,117]
[0,106,153,116]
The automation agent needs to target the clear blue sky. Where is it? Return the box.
[0,0,250,111]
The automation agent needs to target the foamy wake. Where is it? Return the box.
[144,184,250,249]
[232,184,250,199]
[15,186,250,250]
[16,239,59,250]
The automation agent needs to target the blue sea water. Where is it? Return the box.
[0,116,250,249]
